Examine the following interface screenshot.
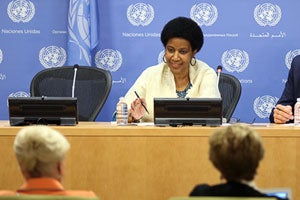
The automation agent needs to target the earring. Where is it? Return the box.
[163,55,167,63]
[190,57,196,66]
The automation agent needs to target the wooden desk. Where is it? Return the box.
[0,121,299,200]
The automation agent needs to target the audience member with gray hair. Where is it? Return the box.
[0,125,97,198]
[189,123,288,200]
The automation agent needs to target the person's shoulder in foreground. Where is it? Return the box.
[16,177,96,197]
[189,123,288,200]
[0,190,15,196]
[190,182,288,200]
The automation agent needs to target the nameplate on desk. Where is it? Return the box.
[154,98,222,127]
[8,96,78,126]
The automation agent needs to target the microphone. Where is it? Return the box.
[216,65,222,86]
[72,64,79,98]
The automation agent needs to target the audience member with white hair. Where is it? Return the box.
[0,125,97,198]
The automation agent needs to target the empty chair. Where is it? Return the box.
[218,73,241,123]
[30,66,112,121]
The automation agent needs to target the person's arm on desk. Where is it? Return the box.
[272,104,293,124]
[269,55,300,124]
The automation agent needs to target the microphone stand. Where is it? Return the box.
[216,65,222,86]
[72,64,79,98]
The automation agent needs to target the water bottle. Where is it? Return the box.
[294,98,300,125]
[116,97,128,125]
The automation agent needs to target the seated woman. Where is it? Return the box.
[189,123,288,200]
[124,16,220,122]
[0,125,97,198]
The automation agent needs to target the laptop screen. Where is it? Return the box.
[262,188,292,200]
[154,97,222,127]
[8,96,78,126]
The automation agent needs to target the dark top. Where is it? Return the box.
[269,55,300,123]
[189,181,288,200]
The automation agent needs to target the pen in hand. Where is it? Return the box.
[274,106,282,111]
[274,105,294,119]
[134,91,150,114]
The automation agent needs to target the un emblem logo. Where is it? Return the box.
[95,49,122,72]
[254,95,279,119]
[0,49,3,64]
[221,49,249,73]
[127,3,154,26]
[68,0,90,46]
[9,91,30,98]
[7,91,30,106]
[190,3,218,26]
[285,49,300,70]
[7,0,35,23]
[254,3,281,27]
[39,46,66,69]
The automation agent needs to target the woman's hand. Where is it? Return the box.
[129,98,147,122]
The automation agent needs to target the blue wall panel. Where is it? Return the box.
[1,0,300,123]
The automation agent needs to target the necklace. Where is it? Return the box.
[176,83,192,98]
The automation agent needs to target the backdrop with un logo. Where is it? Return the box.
[1,0,300,123]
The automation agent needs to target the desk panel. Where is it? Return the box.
[0,121,299,200]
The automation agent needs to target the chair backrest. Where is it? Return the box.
[169,197,277,200]
[30,66,112,121]
[0,196,99,200]
[218,73,241,123]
